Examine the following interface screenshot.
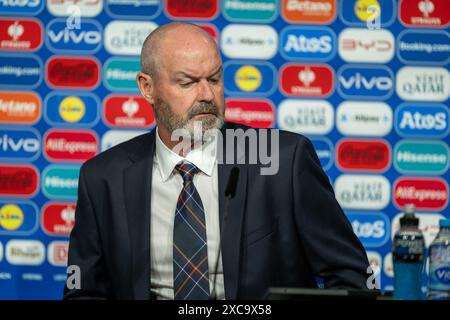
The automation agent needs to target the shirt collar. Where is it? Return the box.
[155,127,217,182]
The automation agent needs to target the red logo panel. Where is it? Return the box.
[103,95,155,129]
[225,99,275,128]
[0,164,39,197]
[280,64,334,97]
[0,18,43,51]
[44,129,98,162]
[42,203,76,237]
[336,139,391,172]
[46,56,100,89]
[400,0,450,27]
[394,177,449,211]
[166,0,218,19]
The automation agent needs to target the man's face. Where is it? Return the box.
[148,35,225,137]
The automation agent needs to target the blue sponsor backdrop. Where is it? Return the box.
[0,0,449,299]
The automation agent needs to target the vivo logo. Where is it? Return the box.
[346,212,390,247]
[0,128,40,161]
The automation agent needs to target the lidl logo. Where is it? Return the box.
[0,18,43,51]
[44,129,98,163]
[340,0,395,27]
[46,56,100,89]
[311,138,333,171]
[0,0,44,15]
[396,67,450,102]
[44,93,99,127]
[336,139,391,172]
[0,164,39,197]
[395,104,449,138]
[104,21,158,56]
[0,54,42,88]
[280,26,336,61]
[280,63,334,97]
[101,130,146,151]
[278,99,334,135]
[42,166,79,199]
[282,0,336,24]
[103,58,140,92]
[224,62,275,96]
[103,95,156,129]
[46,18,102,54]
[165,0,219,19]
[397,30,450,65]
[399,0,450,27]
[394,140,449,175]
[225,99,275,128]
[0,127,40,162]
[105,0,161,19]
[223,0,277,22]
[42,203,75,237]
[0,201,38,235]
[336,101,393,137]
[346,212,390,247]
[0,91,41,125]
[337,65,393,100]
[394,177,448,211]
[47,0,103,17]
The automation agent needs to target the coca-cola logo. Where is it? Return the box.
[336,139,391,172]
[46,56,100,89]
[0,165,39,197]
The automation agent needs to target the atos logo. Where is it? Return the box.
[0,91,41,125]
[224,61,276,96]
[397,30,450,65]
[0,201,38,235]
[0,0,44,15]
[223,0,278,22]
[46,19,102,54]
[0,18,43,52]
[280,26,336,61]
[46,56,100,89]
[103,58,140,92]
[0,128,40,161]
[395,104,450,139]
[44,129,98,163]
[42,165,79,199]
[0,164,39,197]
[336,139,391,173]
[399,0,450,28]
[225,99,275,129]
[42,202,75,237]
[165,0,219,19]
[310,138,333,171]
[0,54,42,88]
[346,212,390,247]
[340,0,396,27]
[105,0,161,19]
[337,65,394,100]
[280,63,334,98]
[44,93,99,127]
[47,0,103,17]
[394,177,448,211]
[103,95,156,129]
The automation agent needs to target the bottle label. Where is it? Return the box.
[428,244,450,290]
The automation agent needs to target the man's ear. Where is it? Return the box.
[136,72,155,104]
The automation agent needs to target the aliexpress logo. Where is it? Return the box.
[46,56,100,89]
[225,99,275,128]
[0,91,41,125]
[336,139,391,172]
[394,177,448,211]
[44,129,98,163]
[0,164,39,197]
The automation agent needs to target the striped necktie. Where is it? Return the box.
[173,161,210,300]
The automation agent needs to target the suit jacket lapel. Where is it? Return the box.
[123,130,155,300]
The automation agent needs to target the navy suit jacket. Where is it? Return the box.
[64,122,370,300]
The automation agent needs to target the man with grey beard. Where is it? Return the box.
[64,22,371,300]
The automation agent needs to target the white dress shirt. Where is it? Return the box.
[150,128,225,299]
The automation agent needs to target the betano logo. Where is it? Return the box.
[336,101,393,137]
[399,0,450,27]
[278,99,334,135]
[0,164,39,197]
[165,0,219,19]
[336,139,391,172]
[397,30,450,65]
[0,18,43,51]
[395,103,450,138]
[340,0,396,26]
[103,58,140,92]
[394,140,449,175]
[105,0,161,19]
[103,95,156,129]
[225,99,275,128]
[44,129,98,163]
[0,201,38,235]
[104,21,157,56]
[0,0,44,15]
[0,127,40,161]
[223,61,276,95]
[223,0,277,22]
[42,165,79,199]
[47,0,103,17]
[221,24,277,59]
[346,211,390,247]
[280,63,334,97]
[281,0,336,24]
[393,177,448,211]
[280,26,336,61]
[42,203,75,237]
[46,56,100,89]
[0,91,41,125]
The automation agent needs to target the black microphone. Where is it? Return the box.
[211,167,239,300]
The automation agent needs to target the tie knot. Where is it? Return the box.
[175,161,199,182]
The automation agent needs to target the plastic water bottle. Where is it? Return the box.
[427,218,450,300]
[393,204,425,300]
